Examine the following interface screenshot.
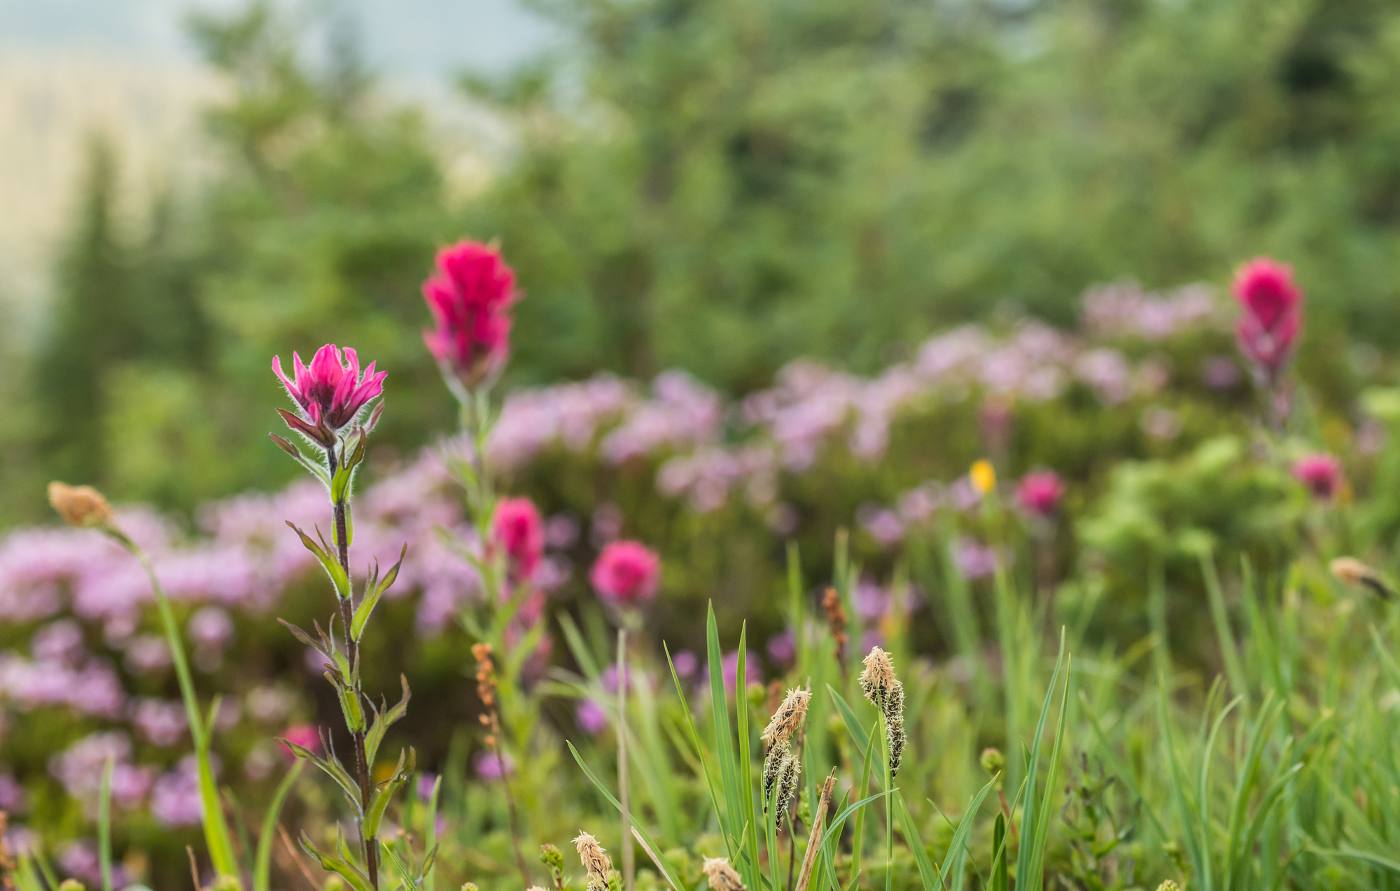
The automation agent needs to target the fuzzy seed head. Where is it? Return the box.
[860,646,907,776]
[859,647,897,706]
[1155,882,1181,891]
[1330,556,1395,599]
[47,482,113,528]
[701,857,747,891]
[761,687,811,747]
[573,831,614,891]
[1331,556,1370,586]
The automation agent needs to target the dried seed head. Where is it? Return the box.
[821,587,848,664]
[701,857,747,891]
[47,482,113,528]
[1330,556,1395,599]
[761,687,811,747]
[572,831,614,891]
[472,642,497,709]
[859,646,907,776]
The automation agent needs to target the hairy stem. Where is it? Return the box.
[327,443,379,890]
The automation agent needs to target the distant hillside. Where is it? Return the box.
[0,49,221,324]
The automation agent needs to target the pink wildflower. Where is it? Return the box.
[1293,453,1342,500]
[1016,471,1065,518]
[589,540,661,607]
[422,240,518,387]
[272,344,386,446]
[492,497,544,582]
[1233,258,1302,378]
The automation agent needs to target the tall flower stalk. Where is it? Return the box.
[271,344,414,891]
[1232,258,1302,430]
[47,483,242,887]
[423,240,536,883]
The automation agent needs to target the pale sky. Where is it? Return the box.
[0,0,556,78]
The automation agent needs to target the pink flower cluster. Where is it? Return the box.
[423,241,519,387]
[1233,258,1302,379]
[273,344,386,446]
[1293,453,1342,501]
[590,541,661,607]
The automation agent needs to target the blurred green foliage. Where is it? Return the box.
[12,0,1400,522]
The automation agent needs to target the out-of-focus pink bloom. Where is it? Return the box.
[492,497,544,582]
[473,750,514,781]
[953,538,999,581]
[576,699,608,735]
[1233,259,1302,377]
[188,607,233,651]
[0,772,26,812]
[766,629,796,667]
[273,344,386,446]
[1202,356,1242,391]
[417,772,439,800]
[671,650,699,679]
[279,724,321,761]
[590,541,660,607]
[1016,471,1065,518]
[422,241,518,386]
[1293,453,1342,500]
[858,506,904,547]
[150,759,203,827]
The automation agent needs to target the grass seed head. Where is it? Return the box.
[761,687,811,747]
[572,831,614,891]
[701,857,747,891]
[860,646,907,776]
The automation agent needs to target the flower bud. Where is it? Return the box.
[47,481,113,528]
[980,746,1005,775]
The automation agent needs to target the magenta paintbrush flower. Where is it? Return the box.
[272,344,387,447]
[423,240,519,388]
[1293,452,1342,500]
[590,540,661,607]
[1233,258,1302,379]
[492,497,544,583]
[1016,471,1065,518]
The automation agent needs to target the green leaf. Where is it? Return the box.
[283,739,362,814]
[363,749,413,840]
[352,545,407,641]
[286,521,350,598]
[254,762,304,891]
[365,675,412,767]
[300,833,374,891]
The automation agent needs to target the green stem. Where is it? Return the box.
[124,539,240,880]
[326,443,380,891]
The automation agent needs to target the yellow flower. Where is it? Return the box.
[970,459,996,496]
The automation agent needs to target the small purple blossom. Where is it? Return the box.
[576,699,608,735]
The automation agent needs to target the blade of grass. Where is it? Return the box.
[254,761,305,891]
[566,742,683,891]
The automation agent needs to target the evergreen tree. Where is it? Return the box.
[32,136,132,487]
